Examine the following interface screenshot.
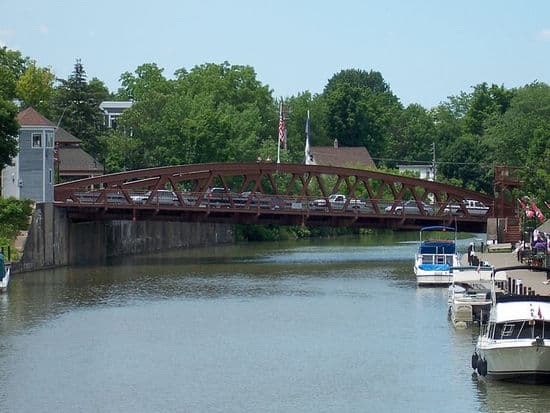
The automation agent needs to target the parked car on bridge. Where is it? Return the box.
[310,194,365,210]
[203,187,238,206]
[444,199,489,216]
[384,200,434,215]
[131,190,178,205]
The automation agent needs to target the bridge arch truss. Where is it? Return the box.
[54,163,513,231]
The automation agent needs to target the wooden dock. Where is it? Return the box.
[465,246,550,296]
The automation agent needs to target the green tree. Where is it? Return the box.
[322,69,401,159]
[16,63,55,112]
[463,82,514,136]
[117,63,172,101]
[51,59,109,158]
[0,99,19,170]
[115,62,273,169]
[438,133,492,193]
[0,46,28,83]
[0,48,26,170]
[283,92,328,163]
[485,82,550,200]
[386,103,436,168]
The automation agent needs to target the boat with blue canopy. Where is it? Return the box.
[414,225,460,286]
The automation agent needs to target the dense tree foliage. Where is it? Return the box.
[16,63,55,112]
[0,47,27,170]
[107,62,274,170]
[321,69,402,159]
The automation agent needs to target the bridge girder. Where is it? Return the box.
[54,162,514,231]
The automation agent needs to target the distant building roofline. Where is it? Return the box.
[99,101,133,110]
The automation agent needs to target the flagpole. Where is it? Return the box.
[277,99,282,164]
[305,110,310,164]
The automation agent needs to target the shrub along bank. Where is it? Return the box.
[0,197,33,260]
[235,224,363,242]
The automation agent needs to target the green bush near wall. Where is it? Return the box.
[0,197,34,258]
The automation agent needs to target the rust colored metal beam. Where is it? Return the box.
[54,162,513,230]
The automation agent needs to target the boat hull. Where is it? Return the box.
[0,266,9,293]
[414,253,460,286]
[415,271,453,286]
[476,339,550,384]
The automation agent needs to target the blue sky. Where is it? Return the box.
[1,0,549,108]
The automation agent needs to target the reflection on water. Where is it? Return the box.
[1,232,548,412]
[476,378,550,413]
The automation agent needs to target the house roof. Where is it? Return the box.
[17,107,55,127]
[310,146,376,169]
[99,101,133,111]
[55,127,81,144]
[58,147,103,174]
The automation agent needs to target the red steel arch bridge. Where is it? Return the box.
[54,163,517,232]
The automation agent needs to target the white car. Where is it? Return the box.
[310,194,365,210]
[444,199,489,216]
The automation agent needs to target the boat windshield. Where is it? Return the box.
[489,320,550,340]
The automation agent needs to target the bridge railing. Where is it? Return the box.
[57,187,492,220]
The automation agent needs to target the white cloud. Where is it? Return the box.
[537,29,550,41]
[38,24,49,34]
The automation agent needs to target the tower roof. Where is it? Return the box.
[17,107,55,127]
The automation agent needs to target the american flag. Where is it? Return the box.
[278,101,286,147]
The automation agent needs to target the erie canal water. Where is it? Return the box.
[1,231,549,413]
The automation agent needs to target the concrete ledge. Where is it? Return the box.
[487,243,512,253]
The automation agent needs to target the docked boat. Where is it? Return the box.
[472,266,550,383]
[448,266,506,327]
[414,225,460,286]
[0,263,9,293]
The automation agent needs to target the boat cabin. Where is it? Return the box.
[485,295,550,341]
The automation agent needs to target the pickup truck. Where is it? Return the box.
[310,194,365,210]
[444,199,489,216]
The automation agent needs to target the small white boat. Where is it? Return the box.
[414,226,460,286]
[448,266,506,327]
[473,266,550,384]
[0,264,10,293]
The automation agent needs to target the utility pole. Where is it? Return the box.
[431,142,436,181]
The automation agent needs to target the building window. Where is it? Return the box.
[32,133,43,148]
[110,115,119,129]
[46,131,54,148]
[49,169,52,184]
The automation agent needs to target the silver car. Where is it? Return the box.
[385,200,434,215]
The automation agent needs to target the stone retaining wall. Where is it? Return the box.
[12,203,235,273]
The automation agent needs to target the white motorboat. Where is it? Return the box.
[0,264,10,293]
[448,266,506,327]
[473,266,550,383]
[414,226,460,286]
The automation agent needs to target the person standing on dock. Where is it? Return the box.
[467,242,474,265]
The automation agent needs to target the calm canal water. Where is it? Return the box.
[1,231,549,413]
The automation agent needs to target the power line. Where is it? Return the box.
[371,157,494,167]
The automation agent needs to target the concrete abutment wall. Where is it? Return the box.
[13,203,235,273]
